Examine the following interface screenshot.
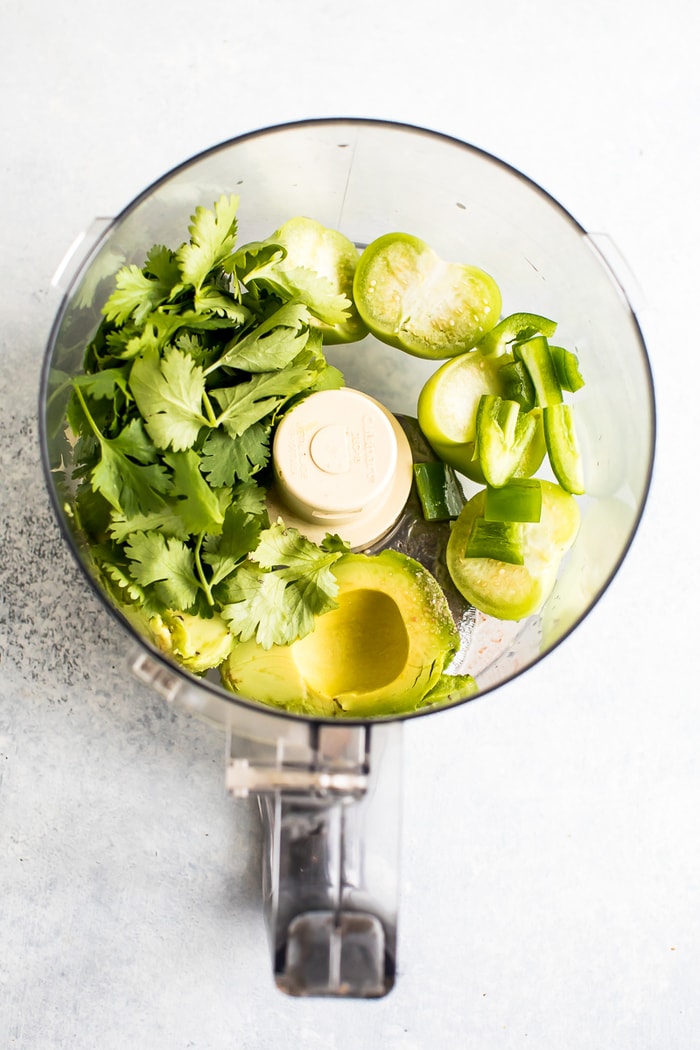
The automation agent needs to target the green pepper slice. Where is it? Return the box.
[476,312,558,357]
[413,461,465,521]
[550,345,585,393]
[498,358,537,411]
[466,518,525,564]
[515,336,563,408]
[475,395,538,488]
[484,478,542,523]
[543,403,585,495]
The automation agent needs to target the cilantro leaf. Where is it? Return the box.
[90,542,162,616]
[144,244,181,288]
[220,566,290,649]
[124,531,201,610]
[73,367,130,402]
[229,480,269,519]
[223,240,287,288]
[108,504,192,543]
[202,505,263,589]
[91,442,171,517]
[208,301,311,374]
[107,415,158,463]
[129,346,208,451]
[199,422,271,486]
[163,449,229,536]
[118,312,185,359]
[257,264,352,326]
[176,194,240,291]
[210,365,317,438]
[193,285,249,321]
[253,522,348,593]
[220,524,349,647]
[102,244,179,326]
[71,394,172,517]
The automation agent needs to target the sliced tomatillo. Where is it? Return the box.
[267,216,368,343]
[353,232,502,359]
[446,480,580,621]
[417,350,546,483]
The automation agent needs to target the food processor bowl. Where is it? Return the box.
[39,118,655,997]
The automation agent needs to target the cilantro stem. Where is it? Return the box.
[73,383,103,443]
[46,374,75,412]
[194,533,215,606]
[201,390,218,427]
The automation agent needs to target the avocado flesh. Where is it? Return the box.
[220,549,460,717]
[149,610,234,673]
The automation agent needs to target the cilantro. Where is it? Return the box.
[257,264,352,327]
[125,531,201,611]
[223,240,287,287]
[128,346,209,451]
[193,285,249,320]
[73,387,171,516]
[199,423,271,487]
[176,194,240,291]
[108,505,192,543]
[207,301,311,374]
[220,524,350,648]
[202,505,264,589]
[91,438,171,517]
[73,367,130,402]
[102,265,165,327]
[89,542,162,621]
[221,566,289,649]
[71,196,357,669]
[163,449,229,536]
[228,480,269,519]
[210,365,318,438]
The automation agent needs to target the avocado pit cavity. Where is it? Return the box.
[221,550,461,717]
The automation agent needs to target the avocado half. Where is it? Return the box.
[220,549,461,717]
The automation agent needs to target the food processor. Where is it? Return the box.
[39,118,655,998]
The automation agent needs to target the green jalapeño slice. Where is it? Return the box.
[353,232,502,359]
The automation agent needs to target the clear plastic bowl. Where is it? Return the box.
[39,119,656,997]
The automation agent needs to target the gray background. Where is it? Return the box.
[1,1,696,1047]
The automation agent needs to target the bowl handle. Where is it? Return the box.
[227,720,403,997]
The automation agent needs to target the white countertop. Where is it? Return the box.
[2,2,697,1047]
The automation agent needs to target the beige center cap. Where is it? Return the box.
[269,388,414,549]
[309,424,352,475]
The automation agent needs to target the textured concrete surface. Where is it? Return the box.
[1,1,698,1047]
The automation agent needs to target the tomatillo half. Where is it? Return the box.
[417,350,546,483]
[353,232,501,359]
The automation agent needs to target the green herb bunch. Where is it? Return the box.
[66,195,353,655]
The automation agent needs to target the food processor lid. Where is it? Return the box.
[268,387,414,549]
